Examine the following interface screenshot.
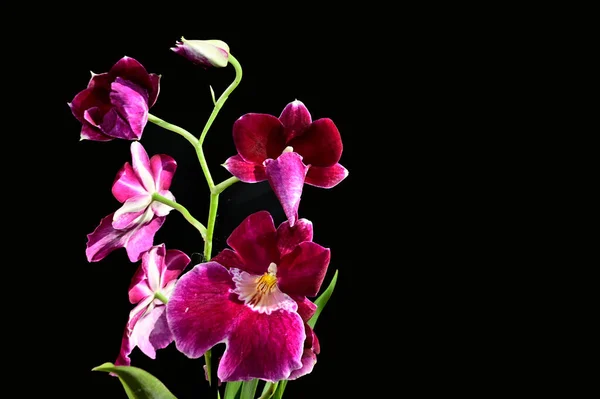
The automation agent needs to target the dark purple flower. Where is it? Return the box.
[223,100,348,226]
[116,244,190,366]
[69,56,160,141]
[85,142,176,262]
[167,211,330,382]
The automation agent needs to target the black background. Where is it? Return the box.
[15,5,504,398]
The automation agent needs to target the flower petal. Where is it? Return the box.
[279,100,312,141]
[150,154,177,192]
[112,163,146,202]
[287,118,343,167]
[223,155,267,183]
[265,152,308,227]
[80,123,111,141]
[151,190,175,217]
[109,56,154,94]
[294,296,317,321]
[167,262,241,359]
[305,163,349,188]
[218,307,305,382]
[109,77,149,139]
[148,74,161,107]
[211,248,245,270]
[124,216,165,262]
[70,87,105,123]
[276,218,313,257]
[142,244,165,293]
[131,306,172,360]
[233,114,286,163]
[161,249,191,286]
[277,242,330,297]
[288,324,320,380]
[130,142,155,193]
[85,213,127,262]
[113,194,152,229]
[98,107,138,140]
[115,325,134,366]
[226,211,279,275]
[128,263,153,304]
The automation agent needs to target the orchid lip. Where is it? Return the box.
[231,263,296,315]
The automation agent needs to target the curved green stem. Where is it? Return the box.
[148,113,199,147]
[152,193,207,239]
[196,54,243,190]
[212,176,239,195]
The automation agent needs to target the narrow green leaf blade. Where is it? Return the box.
[240,379,259,399]
[271,380,287,399]
[307,269,339,329]
[223,381,243,399]
[259,382,278,399]
[92,362,177,399]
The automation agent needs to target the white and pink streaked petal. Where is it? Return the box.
[113,194,153,229]
[161,249,191,285]
[217,307,305,382]
[130,306,172,359]
[112,163,147,202]
[265,152,309,227]
[167,262,242,359]
[276,218,313,257]
[231,268,297,315]
[277,242,331,297]
[150,154,177,192]
[130,142,156,193]
[142,244,166,293]
[128,263,153,304]
[225,211,279,275]
[151,190,175,217]
[123,216,165,263]
[86,213,128,262]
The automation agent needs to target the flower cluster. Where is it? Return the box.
[72,39,348,393]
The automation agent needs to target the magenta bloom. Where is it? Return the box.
[86,142,177,262]
[223,100,348,226]
[69,56,160,141]
[167,211,330,382]
[116,244,190,366]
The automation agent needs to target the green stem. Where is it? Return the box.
[148,113,199,147]
[152,193,207,239]
[212,176,239,195]
[154,292,168,304]
[259,382,279,399]
[204,193,219,261]
[197,53,243,388]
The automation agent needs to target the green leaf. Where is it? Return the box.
[92,362,177,399]
[271,380,287,399]
[307,269,338,329]
[223,381,242,399]
[240,379,258,399]
[259,382,279,399]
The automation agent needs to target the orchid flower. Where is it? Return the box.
[69,56,160,141]
[167,211,330,382]
[116,244,190,366]
[223,100,348,226]
[86,142,176,262]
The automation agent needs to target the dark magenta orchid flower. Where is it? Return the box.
[223,100,348,226]
[116,244,190,366]
[69,56,160,141]
[167,211,330,382]
[86,142,176,262]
